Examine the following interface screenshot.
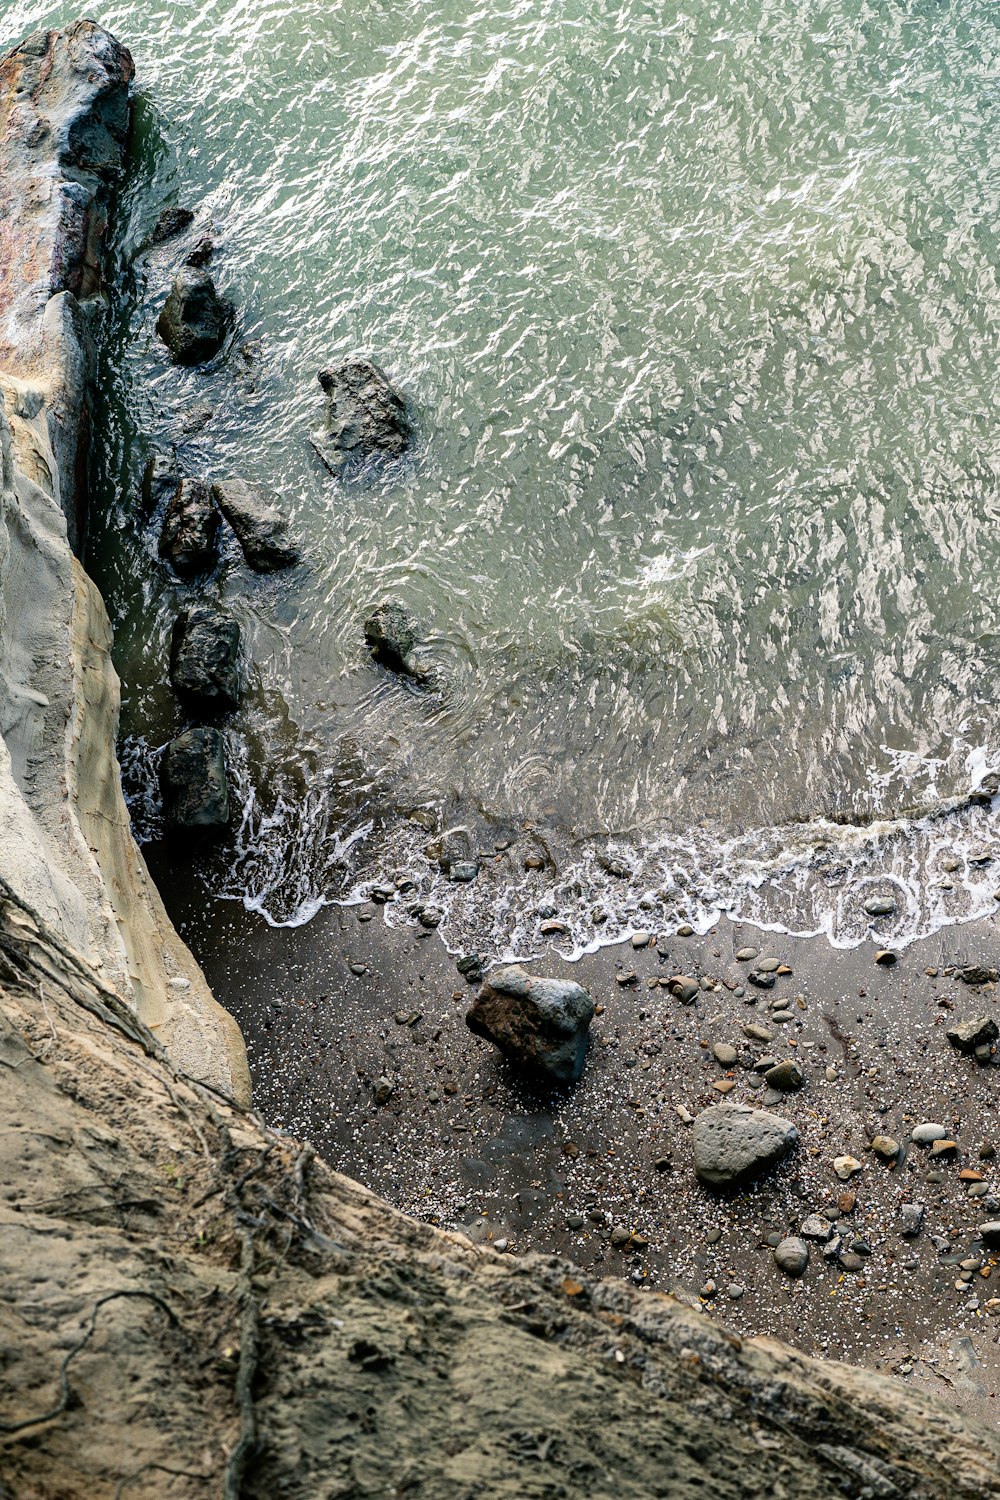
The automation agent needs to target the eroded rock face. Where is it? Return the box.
[162,726,229,829]
[314,358,412,469]
[211,478,299,571]
[170,607,240,711]
[159,477,220,577]
[692,1103,799,1187]
[467,964,595,1084]
[156,268,231,365]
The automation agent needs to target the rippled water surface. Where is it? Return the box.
[7,0,1000,949]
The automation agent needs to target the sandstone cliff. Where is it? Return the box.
[0,20,248,1103]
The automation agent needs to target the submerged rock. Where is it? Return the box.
[156,268,231,365]
[140,450,179,516]
[467,965,595,1085]
[314,359,412,469]
[364,601,429,682]
[159,478,220,577]
[211,479,299,571]
[691,1104,799,1187]
[150,205,194,244]
[170,607,240,711]
[162,726,229,829]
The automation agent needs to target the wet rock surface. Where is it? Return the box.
[170,606,241,711]
[364,600,429,682]
[150,204,194,243]
[158,477,220,576]
[467,965,595,1084]
[156,267,231,365]
[162,726,229,829]
[210,478,299,571]
[314,358,412,469]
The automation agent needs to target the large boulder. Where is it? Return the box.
[170,607,240,711]
[314,358,412,470]
[156,268,230,365]
[364,601,429,683]
[211,478,299,571]
[466,965,595,1085]
[158,477,220,577]
[692,1104,799,1188]
[162,726,229,829]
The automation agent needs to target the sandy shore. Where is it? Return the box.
[149,846,1000,1422]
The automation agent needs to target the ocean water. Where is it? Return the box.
[7,0,1000,955]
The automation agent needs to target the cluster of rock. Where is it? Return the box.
[145,224,302,830]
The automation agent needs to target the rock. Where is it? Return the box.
[140,451,179,515]
[929,1138,958,1158]
[874,949,898,966]
[466,965,595,1085]
[871,1135,900,1162]
[712,1043,739,1067]
[159,478,220,577]
[735,946,758,961]
[839,1251,863,1272]
[314,359,412,469]
[150,204,194,243]
[631,931,652,949]
[364,601,429,683]
[774,1237,809,1276]
[833,1156,863,1180]
[184,234,214,267]
[980,1221,1000,1245]
[756,957,780,973]
[911,1122,947,1146]
[162,727,229,829]
[170,607,240,711]
[691,1103,798,1188]
[668,976,700,1003]
[800,1215,833,1241]
[864,895,897,916]
[959,965,992,986]
[743,1023,774,1043]
[373,1076,393,1106]
[210,479,299,571]
[764,1060,802,1092]
[946,1015,999,1053]
[156,268,231,365]
[837,1191,856,1214]
[899,1203,924,1239]
[748,971,776,989]
[448,861,479,883]
[727,1284,744,1300]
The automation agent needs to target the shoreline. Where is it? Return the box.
[149,846,1000,1421]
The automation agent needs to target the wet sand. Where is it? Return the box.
[150,846,1000,1423]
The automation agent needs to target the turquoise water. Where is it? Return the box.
[6,0,1000,950]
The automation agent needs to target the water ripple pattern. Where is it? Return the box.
[7,0,1000,946]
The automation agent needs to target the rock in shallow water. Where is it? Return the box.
[364,601,429,683]
[162,726,229,830]
[157,268,231,365]
[466,964,595,1085]
[691,1103,798,1187]
[159,478,219,577]
[211,478,299,572]
[170,607,240,711]
[314,358,412,469]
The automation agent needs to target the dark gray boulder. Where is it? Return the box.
[211,479,299,571]
[156,268,230,365]
[158,478,219,577]
[170,608,240,711]
[466,965,595,1085]
[162,727,229,830]
[314,359,412,470]
[150,205,194,244]
[692,1104,799,1187]
[364,601,428,682]
[946,1015,999,1053]
[140,451,179,516]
